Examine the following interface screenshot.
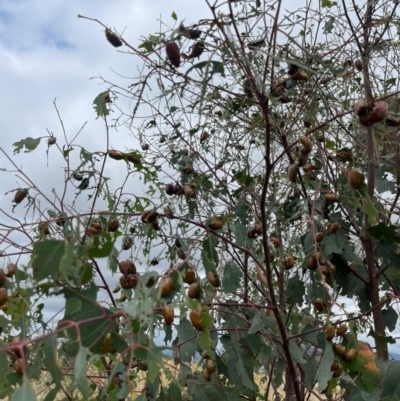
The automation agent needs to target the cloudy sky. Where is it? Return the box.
[0,0,399,357]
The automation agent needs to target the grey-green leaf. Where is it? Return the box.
[315,336,334,391]
[324,17,334,33]
[74,346,93,399]
[381,361,400,401]
[11,377,37,401]
[13,137,41,154]
[43,335,63,386]
[382,307,398,332]
[222,261,242,293]
[288,340,306,364]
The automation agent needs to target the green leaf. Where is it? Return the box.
[139,40,154,53]
[189,384,239,401]
[176,236,188,253]
[178,363,192,387]
[368,223,400,243]
[325,139,336,150]
[79,263,93,285]
[43,388,60,401]
[31,240,66,281]
[12,137,41,154]
[324,17,335,33]
[59,237,75,280]
[147,343,167,383]
[80,148,94,164]
[0,314,10,329]
[368,330,396,347]
[0,345,8,387]
[234,169,253,186]
[235,203,250,225]
[74,346,92,399]
[304,357,315,387]
[384,78,397,91]
[197,328,214,352]
[93,91,111,118]
[350,387,381,401]
[240,332,264,358]
[287,275,305,305]
[249,311,263,334]
[235,360,254,391]
[87,233,115,258]
[124,297,152,321]
[382,307,398,332]
[61,284,117,351]
[381,361,400,401]
[138,35,160,53]
[176,318,197,362]
[185,61,225,78]
[321,0,336,7]
[376,240,400,274]
[315,335,334,391]
[166,382,183,401]
[274,358,285,388]
[109,331,129,354]
[43,335,63,386]
[223,335,255,391]
[11,376,37,401]
[62,146,73,158]
[77,177,89,190]
[222,261,242,293]
[332,253,365,298]
[125,296,154,328]
[321,229,347,256]
[301,231,314,254]
[260,314,277,332]
[282,195,304,220]
[357,287,372,312]
[200,306,213,330]
[202,235,219,272]
[219,335,254,393]
[217,303,244,328]
[108,362,131,399]
[365,197,378,225]
[171,11,177,20]
[288,341,305,364]
[108,246,119,273]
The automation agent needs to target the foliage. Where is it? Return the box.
[1,1,400,400]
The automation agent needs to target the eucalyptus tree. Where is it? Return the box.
[1,0,400,400]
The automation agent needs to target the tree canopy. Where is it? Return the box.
[1,0,400,400]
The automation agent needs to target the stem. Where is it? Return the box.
[362,0,388,360]
[259,117,303,401]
